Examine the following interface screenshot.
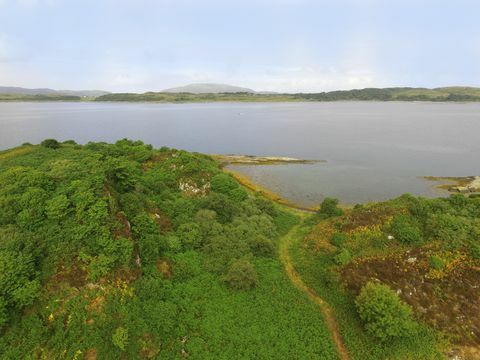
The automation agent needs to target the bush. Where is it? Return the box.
[470,242,480,260]
[248,235,275,257]
[331,233,347,247]
[355,282,417,341]
[428,255,446,270]
[62,139,77,145]
[390,214,422,245]
[112,326,129,351]
[40,139,60,149]
[223,258,258,290]
[318,198,343,218]
[334,248,351,266]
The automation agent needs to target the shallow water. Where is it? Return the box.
[1,101,479,204]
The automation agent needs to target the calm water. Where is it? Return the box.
[1,101,479,205]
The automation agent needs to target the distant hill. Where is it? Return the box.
[0,86,109,97]
[96,86,480,103]
[162,83,256,94]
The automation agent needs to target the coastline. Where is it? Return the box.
[224,167,318,213]
[422,175,480,194]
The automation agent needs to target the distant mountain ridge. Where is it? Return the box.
[0,86,109,97]
[162,83,256,94]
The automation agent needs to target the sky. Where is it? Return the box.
[0,0,479,93]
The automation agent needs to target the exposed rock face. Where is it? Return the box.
[179,180,210,196]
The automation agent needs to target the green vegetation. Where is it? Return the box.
[0,140,339,359]
[318,197,344,219]
[3,86,480,103]
[94,87,480,103]
[40,138,61,149]
[355,282,417,341]
[291,192,480,359]
[0,94,81,101]
[1,140,478,358]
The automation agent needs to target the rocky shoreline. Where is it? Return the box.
[212,154,324,166]
[423,176,480,194]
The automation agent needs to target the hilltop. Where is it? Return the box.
[162,83,255,94]
[95,86,480,103]
[0,86,110,98]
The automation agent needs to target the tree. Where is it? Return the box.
[390,214,422,245]
[176,222,202,249]
[40,138,60,149]
[318,198,343,218]
[210,173,238,194]
[223,258,258,290]
[355,282,417,341]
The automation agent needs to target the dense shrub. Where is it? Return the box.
[331,232,347,247]
[40,138,60,149]
[223,258,258,290]
[334,248,352,266]
[390,214,422,245]
[318,197,344,218]
[355,282,417,341]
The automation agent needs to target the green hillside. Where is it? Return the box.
[0,140,338,359]
[1,139,478,359]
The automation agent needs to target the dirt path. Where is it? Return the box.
[279,216,350,360]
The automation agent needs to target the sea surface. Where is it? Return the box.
[1,101,479,205]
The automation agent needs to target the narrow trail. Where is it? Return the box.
[279,216,350,360]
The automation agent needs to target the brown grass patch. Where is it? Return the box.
[156,259,172,279]
[48,260,87,291]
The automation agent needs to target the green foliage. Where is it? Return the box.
[318,197,344,218]
[176,222,202,250]
[390,214,422,245]
[334,248,352,266]
[223,258,258,290]
[93,87,480,103]
[471,242,480,260]
[248,235,275,257]
[331,232,347,247]
[40,138,60,149]
[356,282,417,341]
[45,194,70,220]
[0,140,455,359]
[112,326,129,351]
[0,297,7,327]
[428,255,446,270]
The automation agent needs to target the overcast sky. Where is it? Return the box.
[0,0,479,92]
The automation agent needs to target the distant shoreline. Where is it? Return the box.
[2,86,480,103]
